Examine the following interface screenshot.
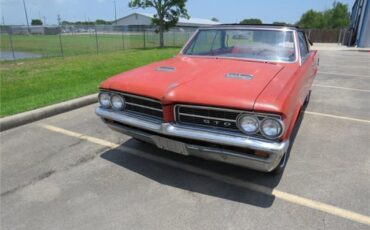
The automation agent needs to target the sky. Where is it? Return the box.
[0,0,356,25]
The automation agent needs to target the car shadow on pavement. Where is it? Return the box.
[100,107,305,208]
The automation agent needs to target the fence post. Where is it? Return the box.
[58,26,64,58]
[143,28,146,49]
[8,29,16,61]
[95,26,99,54]
[341,30,346,45]
[173,30,176,46]
[121,30,125,50]
[337,29,342,45]
[348,30,353,46]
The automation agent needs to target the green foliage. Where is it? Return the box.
[297,1,350,29]
[61,20,72,25]
[240,18,262,25]
[128,0,189,47]
[297,10,325,29]
[31,19,43,26]
[61,20,111,25]
[272,21,291,26]
[0,48,179,117]
[326,2,350,28]
[211,17,219,22]
[95,19,112,25]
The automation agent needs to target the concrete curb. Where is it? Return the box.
[0,94,98,132]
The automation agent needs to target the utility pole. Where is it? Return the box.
[114,0,117,24]
[43,16,46,25]
[22,0,30,33]
[2,16,5,25]
[57,14,61,26]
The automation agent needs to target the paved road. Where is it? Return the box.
[1,51,370,230]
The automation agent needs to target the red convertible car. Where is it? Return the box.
[96,25,318,174]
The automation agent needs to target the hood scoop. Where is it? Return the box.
[156,66,176,72]
[225,73,253,80]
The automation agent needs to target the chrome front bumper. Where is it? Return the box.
[96,107,289,172]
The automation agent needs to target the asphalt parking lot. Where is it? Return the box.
[1,50,370,230]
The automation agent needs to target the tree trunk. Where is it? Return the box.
[159,26,164,48]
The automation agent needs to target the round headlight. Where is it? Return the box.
[237,114,259,134]
[98,92,111,108]
[260,118,283,139]
[110,94,125,111]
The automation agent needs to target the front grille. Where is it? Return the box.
[117,92,163,121]
[175,105,241,133]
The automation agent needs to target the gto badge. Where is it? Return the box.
[203,119,232,127]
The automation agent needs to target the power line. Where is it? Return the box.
[57,14,61,26]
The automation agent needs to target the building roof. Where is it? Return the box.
[116,12,220,25]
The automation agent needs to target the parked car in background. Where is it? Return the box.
[96,24,318,174]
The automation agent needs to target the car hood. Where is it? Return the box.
[102,56,284,110]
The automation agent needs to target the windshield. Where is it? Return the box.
[183,29,296,62]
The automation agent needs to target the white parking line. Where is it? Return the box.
[312,84,370,93]
[39,124,370,226]
[319,72,370,78]
[304,111,370,124]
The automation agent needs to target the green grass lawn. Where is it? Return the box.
[0,48,180,117]
[0,33,190,57]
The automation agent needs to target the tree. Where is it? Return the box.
[240,18,262,25]
[129,0,189,48]
[61,20,72,25]
[31,19,43,26]
[297,1,350,29]
[326,1,350,28]
[296,10,325,29]
[272,21,289,26]
[211,17,219,22]
[95,19,111,25]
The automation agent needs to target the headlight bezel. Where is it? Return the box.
[237,112,285,140]
[260,117,285,139]
[110,94,126,111]
[98,92,112,109]
[236,114,260,135]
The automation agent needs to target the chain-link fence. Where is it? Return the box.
[303,28,350,44]
[1,26,354,61]
[0,25,196,61]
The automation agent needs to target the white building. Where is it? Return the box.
[114,12,220,27]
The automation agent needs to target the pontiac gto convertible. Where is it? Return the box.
[96,25,318,174]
